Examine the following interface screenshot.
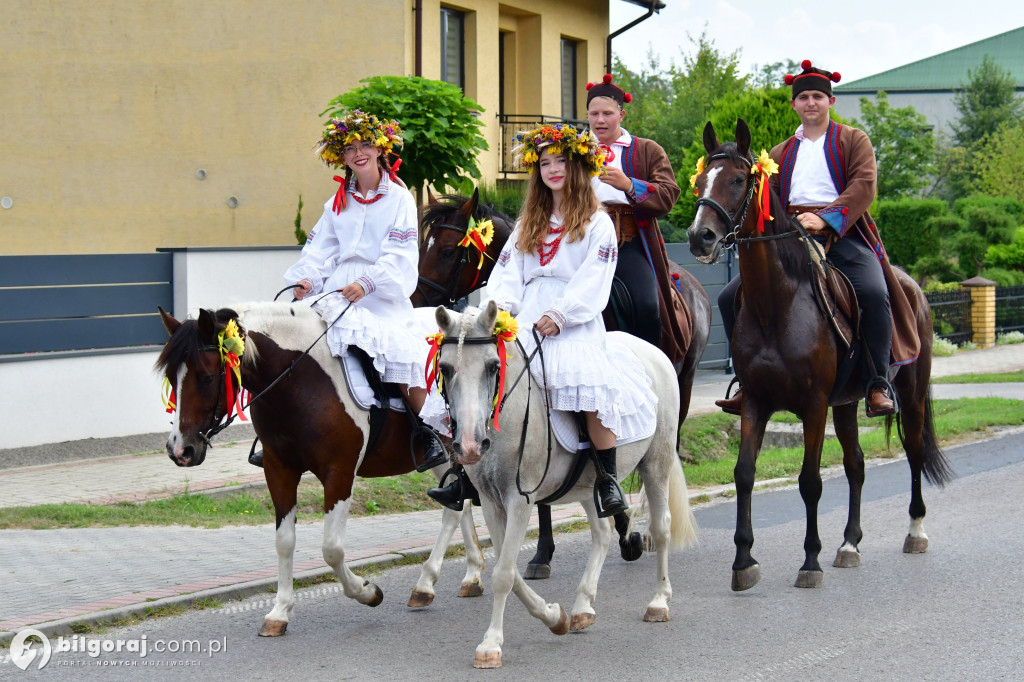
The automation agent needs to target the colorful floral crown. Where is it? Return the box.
[316,110,404,168]
[512,124,606,177]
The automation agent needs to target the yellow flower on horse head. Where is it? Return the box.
[461,217,494,249]
[493,309,519,341]
[219,319,245,357]
[689,155,706,189]
[753,149,779,177]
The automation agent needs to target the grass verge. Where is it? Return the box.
[931,369,1024,384]
[2,398,1021,530]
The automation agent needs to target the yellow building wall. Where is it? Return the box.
[1,0,607,255]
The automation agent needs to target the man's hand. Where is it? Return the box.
[598,166,632,193]
[293,280,313,300]
[797,212,829,235]
[534,315,560,337]
[339,282,366,303]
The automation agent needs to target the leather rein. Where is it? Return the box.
[416,221,478,307]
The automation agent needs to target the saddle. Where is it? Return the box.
[806,236,859,350]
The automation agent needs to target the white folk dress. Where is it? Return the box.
[488,211,657,441]
[284,175,425,388]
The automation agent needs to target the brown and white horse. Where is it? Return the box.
[156,302,485,636]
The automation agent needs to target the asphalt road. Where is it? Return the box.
[21,427,1024,681]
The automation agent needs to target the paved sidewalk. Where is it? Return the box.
[1,343,1022,643]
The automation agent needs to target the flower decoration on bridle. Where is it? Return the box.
[512,124,606,176]
[751,149,779,232]
[458,217,496,289]
[425,332,445,394]
[689,155,706,196]
[217,319,248,422]
[490,310,519,431]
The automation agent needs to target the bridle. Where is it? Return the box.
[416,221,479,307]
[692,152,756,263]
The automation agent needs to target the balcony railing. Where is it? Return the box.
[497,114,587,176]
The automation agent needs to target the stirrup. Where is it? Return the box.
[248,438,263,468]
[427,467,465,511]
[864,377,899,418]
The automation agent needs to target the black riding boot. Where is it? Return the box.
[595,446,628,518]
[414,425,449,472]
[427,465,481,512]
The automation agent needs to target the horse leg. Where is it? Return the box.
[475,497,566,669]
[458,505,487,597]
[321,479,383,609]
[569,501,613,631]
[260,463,301,637]
[795,405,829,588]
[636,453,676,623]
[896,375,930,554]
[409,506,463,607]
[832,403,865,568]
[732,405,769,591]
[525,504,555,579]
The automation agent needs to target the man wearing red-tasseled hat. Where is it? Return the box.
[585,74,691,365]
[716,60,919,418]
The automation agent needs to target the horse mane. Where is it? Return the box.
[155,318,202,374]
[421,194,514,236]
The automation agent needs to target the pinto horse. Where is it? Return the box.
[434,302,697,669]
[156,302,486,636]
[687,119,953,591]
[415,190,712,577]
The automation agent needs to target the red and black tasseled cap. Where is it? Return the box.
[784,59,841,97]
[586,74,633,106]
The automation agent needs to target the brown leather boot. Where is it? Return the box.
[715,388,743,416]
[866,387,895,417]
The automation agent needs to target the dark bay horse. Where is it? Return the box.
[415,190,711,577]
[687,119,953,591]
[156,303,486,635]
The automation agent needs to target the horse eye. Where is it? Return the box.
[732,175,746,185]
[441,247,457,259]
[201,374,217,387]
[439,363,454,378]
[486,359,500,375]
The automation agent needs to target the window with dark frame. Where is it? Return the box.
[441,8,465,90]
[560,38,577,120]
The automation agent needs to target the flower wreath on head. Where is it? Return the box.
[316,109,404,169]
[511,124,606,176]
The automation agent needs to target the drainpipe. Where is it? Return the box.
[606,1,660,75]
[415,0,423,77]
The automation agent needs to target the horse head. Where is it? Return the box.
[155,306,242,467]
[687,119,754,263]
[433,301,505,465]
[414,189,514,308]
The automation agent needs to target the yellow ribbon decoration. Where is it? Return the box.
[750,149,779,232]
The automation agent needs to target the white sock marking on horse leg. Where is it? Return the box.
[414,505,462,598]
[908,517,928,540]
[322,500,377,604]
[265,507,297,623]
[693,166,722,224]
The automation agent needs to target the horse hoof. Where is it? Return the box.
[795,570,824,588]
[549,605,570,636]
[458,580,484,598]
[474,650,502,669]
[643,606,670,623]
[731,564,761,592]
[407,590,434,608]
[903,535,928,554]
[524,563,551,580]
[366,584,384,607]
[570,612,595,631]
[619,532,644,562]
[833,549,861,568]
[258,619,288,637]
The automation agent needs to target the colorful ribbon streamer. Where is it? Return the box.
[332,175,347,214]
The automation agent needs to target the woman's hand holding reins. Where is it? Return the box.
[534,315,560,336]
[340,282,366,303]
[293,280,313,300]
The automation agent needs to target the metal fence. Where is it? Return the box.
[926,288,973,344]
[996,285,1024,335]
[497,114,587,177]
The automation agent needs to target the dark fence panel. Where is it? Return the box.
[665,242,733,370]
[0,253,173,355]
[926,288,973,344]
[995,285,1024,335]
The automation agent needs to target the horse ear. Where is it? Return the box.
[702,121,719,155]
[735,119,751,157]
[461,187,479,221]
[479,300,498,334]
[197,308,217,342]
[427,189,439,205]
[435,305,453,332]
[158,306,180,336]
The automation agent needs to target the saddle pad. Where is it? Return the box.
[339,354,407,414]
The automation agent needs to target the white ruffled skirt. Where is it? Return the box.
[307,262,427,388]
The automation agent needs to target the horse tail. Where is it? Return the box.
[919,387,955,487]
[667,455,698,550]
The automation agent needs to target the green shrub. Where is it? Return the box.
[874,198,949,267]
[953,194,1024,225]
[979,267,1024,286]
[478,181,526,220]
[922,280,962,294]
[997,331,1024,345]
[932,334,958,356]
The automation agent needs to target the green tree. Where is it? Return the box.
[854,92,936,200]
[751,59,801,90]
[970,120,1024,203]
[951,199,1018,275]
[322,76,488,200]
[952,55,1023,149]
